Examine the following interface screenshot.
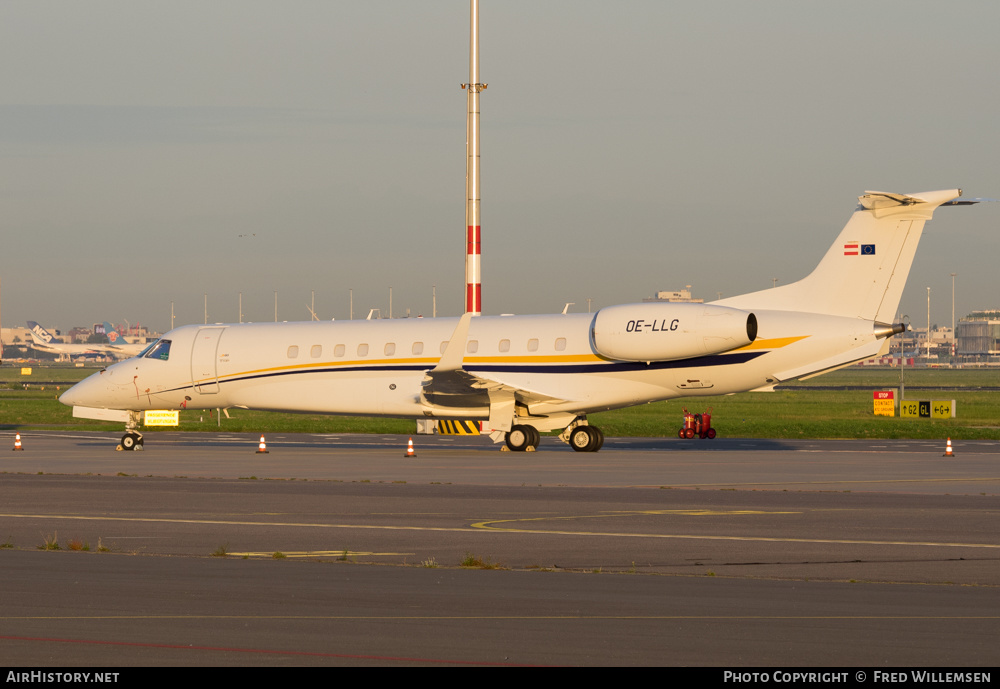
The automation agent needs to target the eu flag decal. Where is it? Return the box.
[861,244,876,255]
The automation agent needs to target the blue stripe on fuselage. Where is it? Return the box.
[167,350,766,395]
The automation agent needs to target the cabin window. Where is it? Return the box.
[499,339,510,353]
[527,338,539,352]
[145,340,172,361]
[412,342,424,355]
[287,345,299,359]
[467,340,478,354]
[311,345,322,358]
[357,344,369,357]
[334,344,345,357]
[439,341,448,354]
[384,343,396,356]
[555,338,567,351]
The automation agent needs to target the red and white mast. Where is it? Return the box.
[462,0,484,315]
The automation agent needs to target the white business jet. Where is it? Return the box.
[60,189,978,451]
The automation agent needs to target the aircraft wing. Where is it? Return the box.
[419,312,576,410]
[421,366,573,409]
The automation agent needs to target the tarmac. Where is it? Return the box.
[1,431,998,666]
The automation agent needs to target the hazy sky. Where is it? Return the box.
[2,1,997,333]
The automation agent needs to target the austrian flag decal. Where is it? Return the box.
[844,243,875,256]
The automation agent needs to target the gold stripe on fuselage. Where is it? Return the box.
[735,336,809,351]
[193,338,807,387]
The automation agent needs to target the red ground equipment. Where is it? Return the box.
[678,407,716,439]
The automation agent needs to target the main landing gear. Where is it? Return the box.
[568,425,604,452]
[118,411,144,451]
[502,420,606,452]
[504,424,541,452]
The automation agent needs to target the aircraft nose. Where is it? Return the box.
[59,372,105,408]
[59,382,86,407]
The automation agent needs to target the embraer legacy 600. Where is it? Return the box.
[61,189,978,451]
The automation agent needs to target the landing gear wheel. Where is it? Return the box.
[526,425,541,449]
[120,432,143,451]
[505,425,534,452]
[570,426,601,452]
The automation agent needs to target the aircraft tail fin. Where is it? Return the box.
[718,189,965,321]
[102,322,125,345]
[27,321,55,344]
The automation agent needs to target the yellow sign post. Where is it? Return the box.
[899,400,955,419]
[144,410,179,427]
[873,390,895,417]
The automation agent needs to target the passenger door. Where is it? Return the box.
[190,327,225,394]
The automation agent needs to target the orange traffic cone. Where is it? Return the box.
[13,433,23,451]
[256,435,269,454]
[943,437,954,457]
[404,437,416,458]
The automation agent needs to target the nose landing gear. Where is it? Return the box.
[117,411,144,451]
[118,432,144,451]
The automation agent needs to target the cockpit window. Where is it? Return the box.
[144,339,171,361]
[136,340,159,359]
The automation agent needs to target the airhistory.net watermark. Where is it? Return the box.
[6,673,119,684]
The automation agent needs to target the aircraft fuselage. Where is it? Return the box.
[60,308,883,426]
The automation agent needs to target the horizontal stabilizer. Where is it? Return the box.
[941,197,995,206]
[718,189,967,322]
[859,189,962,209]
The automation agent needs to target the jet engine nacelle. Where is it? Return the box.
[591,303,757,362]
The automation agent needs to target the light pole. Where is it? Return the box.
[926,287,931,360]
[463,0,484,316]
[951,273,957,361]
[899,315,910,404]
